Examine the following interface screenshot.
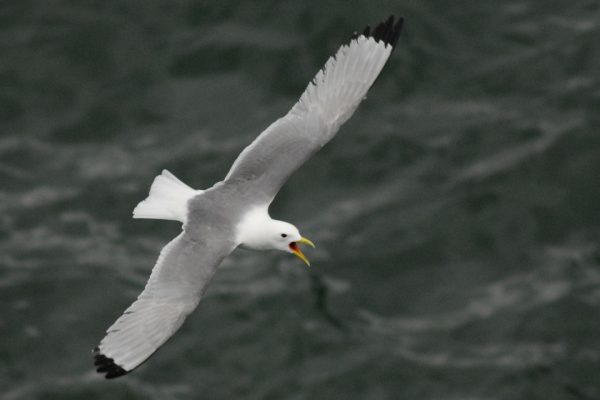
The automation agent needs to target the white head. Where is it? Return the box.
[237,210,315,266]
[259,220,315,266]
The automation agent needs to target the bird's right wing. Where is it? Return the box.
[224,16,403,202]
[93,231,235,378]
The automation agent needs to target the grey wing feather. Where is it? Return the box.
[225,113,328,202]
[224,17,403,201]
[94,231,235,377]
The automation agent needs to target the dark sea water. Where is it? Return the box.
[2,1,600,399]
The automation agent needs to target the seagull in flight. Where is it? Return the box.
[94,15,403,379]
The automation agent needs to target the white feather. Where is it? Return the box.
[132,169,201,223]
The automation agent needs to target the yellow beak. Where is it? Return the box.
[289,236,315,266]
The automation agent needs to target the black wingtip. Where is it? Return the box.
[93,347,128,379]
[351,15,404,49]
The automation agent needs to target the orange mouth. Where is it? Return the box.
[289,241,310,266]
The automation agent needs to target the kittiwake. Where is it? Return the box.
[93,15,404,379]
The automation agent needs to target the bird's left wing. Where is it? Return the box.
[224,16,403,201]
[93,231,236,378]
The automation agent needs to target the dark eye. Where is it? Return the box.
[281,233,287,238]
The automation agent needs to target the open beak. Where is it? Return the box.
[289,237,315,267]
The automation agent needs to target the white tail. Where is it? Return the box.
[133,170,201,223]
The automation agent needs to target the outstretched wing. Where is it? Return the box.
[224,16,403,201]
[93,231,235,378]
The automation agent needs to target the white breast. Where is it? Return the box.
[235,205,272,249]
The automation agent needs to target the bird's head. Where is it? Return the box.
[269,220,315,266]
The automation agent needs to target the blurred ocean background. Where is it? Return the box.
[1,1,600,399]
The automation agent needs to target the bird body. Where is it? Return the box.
[94,15,404,379]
